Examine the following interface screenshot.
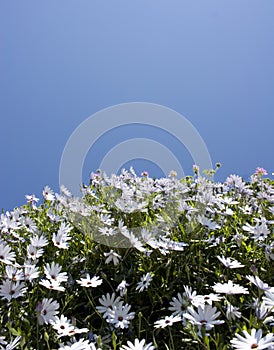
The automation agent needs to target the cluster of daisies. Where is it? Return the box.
[0,165,274,349]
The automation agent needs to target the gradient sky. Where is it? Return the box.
[1,0,274,210]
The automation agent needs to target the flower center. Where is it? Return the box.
[118,316,123,321]
[251,344,258,349]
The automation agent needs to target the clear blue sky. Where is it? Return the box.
[1,0,274,210]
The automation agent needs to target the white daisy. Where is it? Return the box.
[5,265,24,281]
[43,185,55,201]
[36,298,59,325]
[225,301,242,321]
[120,338,155,350]
[246,275,271,291]
[24,263,40,282]
[1,336,21,350]
[104,250,121,266]
[0,280,26,301]
[136,273,153,292]
[231,328,274,349]
[168,292,190,317]
[76,274,103,288]
[51,315,74,337]
[116,280,128,296]
[217,255,245,269]
[58,339,96,350]
[30,234,48,247]
[154,315,181,329]
[96,292,121,319]
[44,262,68,283]
[183,305,224,331]
[213,280,249,295]
[0,242,16,264]
[107,302,135,329]
[39,279,65,292]
[27,244,44,260]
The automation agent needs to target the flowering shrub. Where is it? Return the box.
[1,166,274,349]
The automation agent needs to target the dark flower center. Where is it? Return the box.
[118,316,123,321]
[251,344,258,349]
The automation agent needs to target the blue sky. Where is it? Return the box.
[1,0,274,210]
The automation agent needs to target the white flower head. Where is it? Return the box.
[116,280,128,296]
[104,250,121,266]
[213,280,249,295]
[120,338,155,350]
[246,275,271,291]
[0,280,26,301]
[231,328,274,349]
[76,274,103,288]
[96,292,121,319]
[136,273,153,292]
[37,298,59,325]
[217,255,245,269]
[183,304,224,331]
[107,302,135,329]
[154,315,181,329]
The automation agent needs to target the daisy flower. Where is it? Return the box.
[60,185,72,197]
[116,280,128,296]
[5,265,24,281]
[58,339,95,350]
[39,279,65,292]
[191,293,222,307]
[230,328,274,349]
[27,244,44,260]
[136,273,153,292]
[44,262,68,283]
[120,338,155,350]
[183,305,224,331]
[24,263,40,282]
[36,298,59,325]
[51,315,89,338]
[225,301,242,321]
[154,315,181,329]
[104,250,121,265]
[52,222,72,249]
[96,292,121,318]
[0,279,26,301]
[168,292,190,317]
[107,302,135,329]
[217,255,245,268]
[0,242,16,264]
[246,275,271,291]
[0,336,21,350]
[76,274,103,288]
[25,194,39,204]
[213,280,249,295]
[43,185,55,201]
[262,290,274,308]
[23,217,37,233]
[30,234,49,247]
[51,315,74,337]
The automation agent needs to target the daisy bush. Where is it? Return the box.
[1,165,274,349]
